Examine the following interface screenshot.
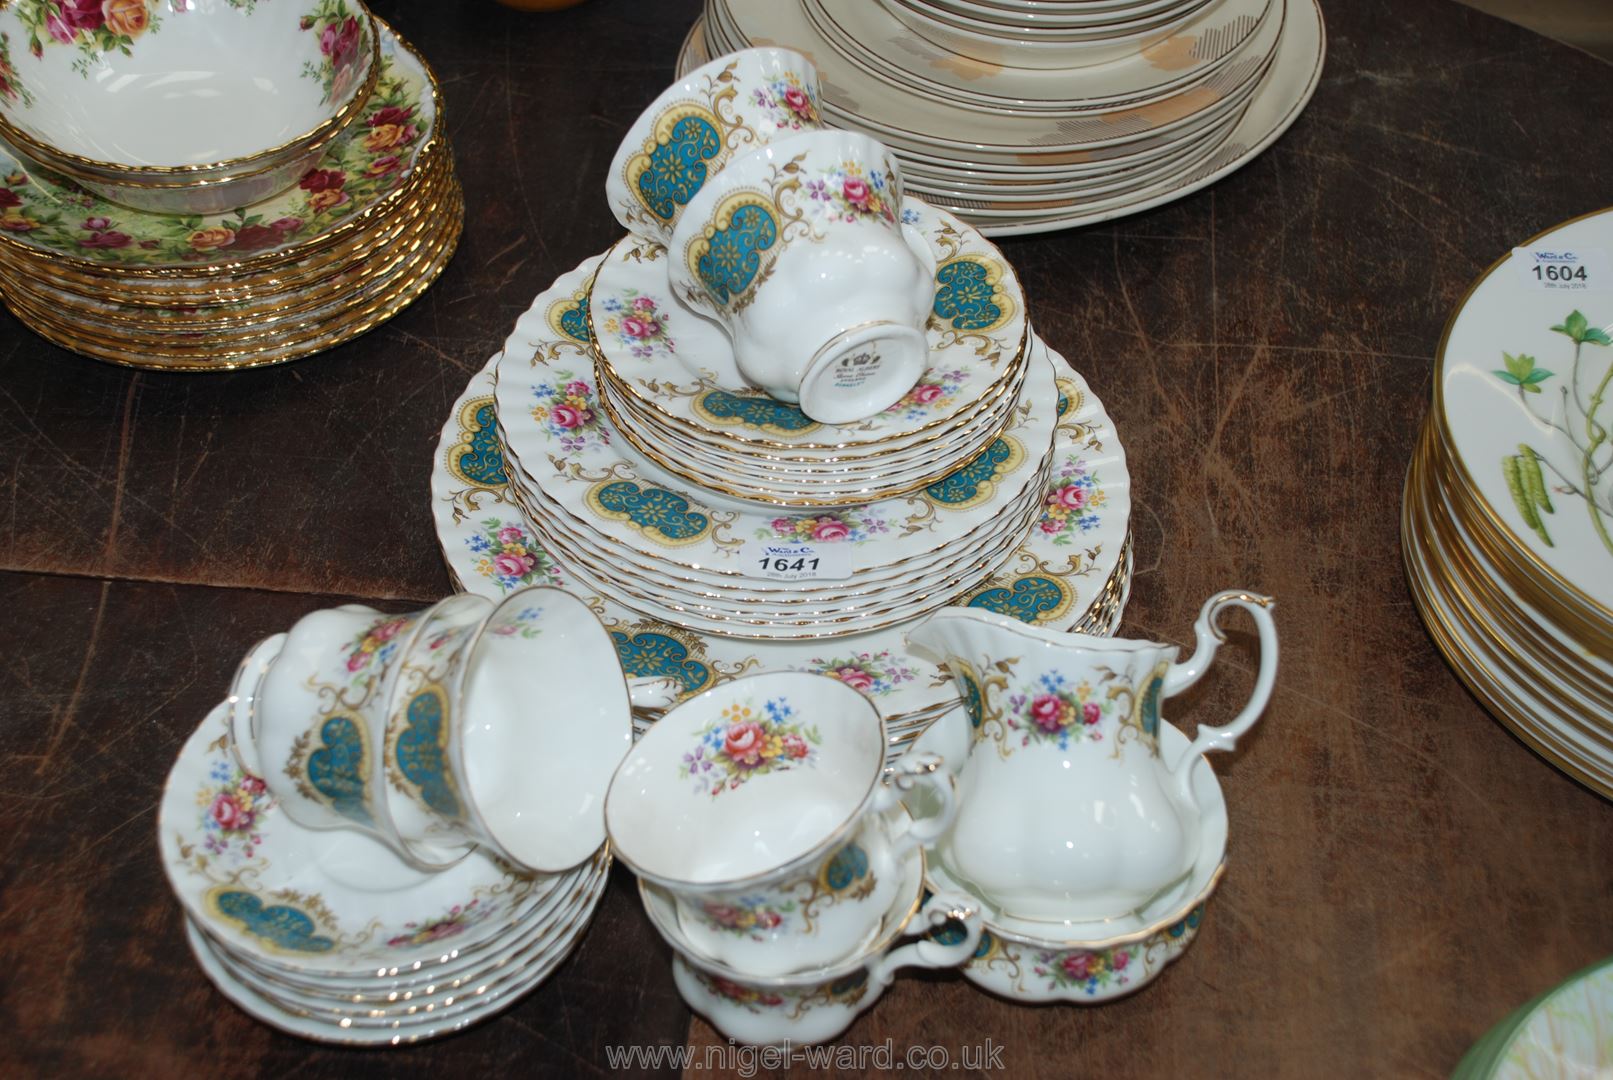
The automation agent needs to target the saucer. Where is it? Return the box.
[905,706,1229,946]
[158,702,555,976]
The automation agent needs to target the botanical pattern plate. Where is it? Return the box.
[158,702,546,974]
[0,20,436,270]
[1438,209,1613,621]
[587,196,1028,449]
[431,342,1129,722]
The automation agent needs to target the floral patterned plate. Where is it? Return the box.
[158,702,552,974]
[206,852,606,1018]
[1436,210,1613,628]
[431,342,1129,723]
[586,196,1028,451]
[0,19,438,273]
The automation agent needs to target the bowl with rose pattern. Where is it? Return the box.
[0,0,380,213]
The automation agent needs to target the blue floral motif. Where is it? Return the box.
[926,438,1020,507]
[967,576,1071,625]
[395,688,461,819]
[696,202,778,306]
[694,391,819,433]
[448,399,508,489]
[820,842,870,892]
[611,630,711,696]
[305,714,373,826]
[589,480,712,544]
[212,890,336,954]
[933,257,1012,333]
[636,112,723,222]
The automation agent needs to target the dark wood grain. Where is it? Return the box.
[1,0,1611,1076]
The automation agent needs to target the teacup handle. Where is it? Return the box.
[225,632,286,778]
[901,223,938,279]
[875,752,956,858]
[869,892,981,986]
[1165,591,1279,800]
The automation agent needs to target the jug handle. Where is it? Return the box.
[1165,591,1278,800]
[875,752,957,859]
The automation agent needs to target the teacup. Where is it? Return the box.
[667,130,936,424]
[607,47,822,245]
[230,602,441,866]
[643,850,982,1047]
[605,672,957,977]
[384,586,678,874]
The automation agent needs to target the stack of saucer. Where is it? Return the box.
[163,701,609,1045]
[162,587,649,1041]
[1403,209,1613,800]
[0,8,461,370]
[685,0,1325,235]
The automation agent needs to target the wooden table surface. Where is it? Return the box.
[2,0,1610,1076]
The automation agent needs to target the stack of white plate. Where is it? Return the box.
[1402,208,1613,800]
[587,205,1032,508]
[684,0,1325,236]
[160,703,609,1044]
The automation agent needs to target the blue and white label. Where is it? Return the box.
[1513,246,1612,292]
[741,541,852,582]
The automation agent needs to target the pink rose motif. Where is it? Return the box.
[496,525,525,545]
[770,517,792,533]
[755,910,783,929]
[345,652,367,673]
[493,552,536,578]
[1055,484,1087,510]
[210,793,248,832]
[1111,950,1129,971]
[368,105,415,129]
[722,721,766,767]
[80,230,132,249]
[782,86,812,118]
[551,403,587,429]
[631,296,656,313]
[372,620,403,643]
[365,154,401,179]
[620,316,655,339]
[911,383,944,405]
[704,904,745,928]
[81,216,111,231]
[321,16,362,71]
[269,217,304,235]
[1082,701,1101,726]
[781,732,811,759]
[57,0,104,35]
[1061,953,1095,980]
[239,776,267,797]
[138,239,160,249]
[1029,694,1065,734]
[1038,519,1063,535]
[0,189,19,210]
[46,12,77,42]
[841,177,871,208]
[811,519,849,542]
[564,380,591,397]
[832,666,873,693]
[299,168,346,193]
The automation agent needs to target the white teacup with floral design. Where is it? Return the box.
[907,590,1277,924]
[605,672,957,977]
[667,130,936,424]
[607,47,822,245]
[230,600,445,867]
[642,857,982,1048]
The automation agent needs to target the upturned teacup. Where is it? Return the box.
[607,47,822,245]
[230,602,443,866]
[605,672,957,977]
[668,129,936,424]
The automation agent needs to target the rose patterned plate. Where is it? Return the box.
[0,20,439,274]
[158,702,557,975]
[586,196,1028,452]
[431,341,1129,723]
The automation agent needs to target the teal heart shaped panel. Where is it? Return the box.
[965,575,1074,626]
[819,841,871,894]
[394,686,462,820]
[692,197,778,307]
[926,437,1025,510]
[611,629,711,696]
[933,255,1016,334]
[631,110,724,223]
[692,391,820,435]
[448,397,508,490]
[210,889,336,954]
[303,713,374,827]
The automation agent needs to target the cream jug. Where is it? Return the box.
[906,590,1277,924]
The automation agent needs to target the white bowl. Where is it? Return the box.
[0,0,379,212]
